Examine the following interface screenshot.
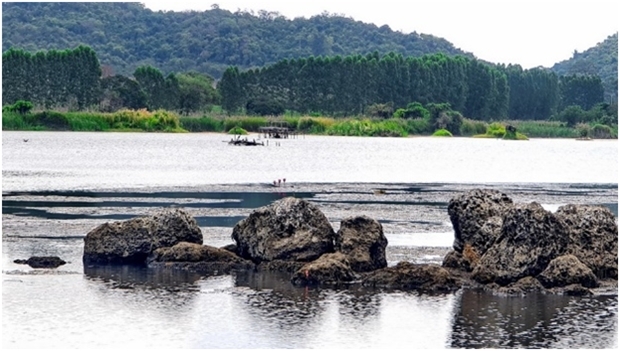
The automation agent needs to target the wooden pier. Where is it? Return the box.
[259,122,298,139]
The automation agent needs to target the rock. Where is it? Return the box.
[220,243,237,254]
[472,202,569,286]
[83,209,203,265]
[537,254,598,288]
[562,284,593,296]
[334,215,388,272]
[147,242,254,274]
[14,256,66,268]
[362,261,461,292]
[231,197,335,263]
[291,252,357,287]
[257,260,307,273]
[555,204,618,280]
[487,276,545,296]
[447,189,513,254]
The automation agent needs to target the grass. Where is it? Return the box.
[3,109,616,139]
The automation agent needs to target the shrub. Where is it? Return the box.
[180,116,223,132]
[591,124,615,139]
[5,100,34,115]
[432,128,453,137]
[228,126,248,135]
[460,119,487,136]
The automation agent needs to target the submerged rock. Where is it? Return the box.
[231,197,336,263]
[335,215,388,272]
[83,209,203,265]
[362,261,460,292]
[147,242,254,274]
[291,252,357,287]
[14,256,66,268]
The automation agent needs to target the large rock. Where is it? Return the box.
[147,242,254,274]
[472,202,569,286]
[231,197,336,263]
[291,252,357,286]
[555,204,618,280]
[83,209,203,265]
[362,261,460,292]
[335,215,388,272]
[537,254,598,289]
[447,189,513,254]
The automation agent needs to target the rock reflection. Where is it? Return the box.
[450,289,618,348]
[84,265,204,291]
[232,269,326,319]
[334,289,382,321]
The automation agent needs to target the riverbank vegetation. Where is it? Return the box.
[2,45,617,139]
[4,106,616,140]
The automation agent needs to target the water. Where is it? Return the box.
[2,131,618,348]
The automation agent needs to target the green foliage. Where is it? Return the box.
[460,118,487,136]
[552,33,617,102]
[556,105,586,127]
[4,100,34,114]
[228,126,248,135]
[576,123,591,138]
[591,124,615,139]
[405,118,430,135]
[327,118,407,137]
[432,128,453,137]
[484,122,507,138]
[297,117,334,133]
[222,116,267,132]
[179,116,223,132]
[365,103,394,119]
[2,2,470,78]
[559,74,604,111]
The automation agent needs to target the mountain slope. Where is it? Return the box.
[551,33,618,100]
[2,2,472,78]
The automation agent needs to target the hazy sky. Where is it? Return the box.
[141,0,618,69]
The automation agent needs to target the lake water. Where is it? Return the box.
[2,131,618,348]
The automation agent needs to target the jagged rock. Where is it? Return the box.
[147,242,254,274]
[447,189,513,254]
[362,261,460,292]
[555,204,618,279]
[220,243,237,254]
[562,284,593,296]
[537,254,598,288]
[231,197,335,263]
[14,256,66,268]
[335,215,388,272]
[472,202,569,286]
[83,209,203,265]
[291,252,357,286]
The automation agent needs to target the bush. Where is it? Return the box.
[591,124,615,139]
[180,116,223,132]
[460,119,487,136]
[228,126,248,135]
[432,128,453,137]
[5,100,34,115]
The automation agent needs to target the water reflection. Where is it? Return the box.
[450,289,618,348]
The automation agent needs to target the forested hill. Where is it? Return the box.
[551,33,618,99]
[1,2,472,78]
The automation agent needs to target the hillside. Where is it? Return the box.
[2,2,472,78]
[551,33,618,100]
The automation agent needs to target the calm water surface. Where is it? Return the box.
[2,131,618,348]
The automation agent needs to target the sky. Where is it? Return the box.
[141,0,618,69]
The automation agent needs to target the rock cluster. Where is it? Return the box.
[443,189,618,295]
[80,190,617,295]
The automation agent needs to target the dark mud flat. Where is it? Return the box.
[3,182,616,266]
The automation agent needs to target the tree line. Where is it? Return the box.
[2,46,612,126]
[219,52,607,121]
[2,47,220,114]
